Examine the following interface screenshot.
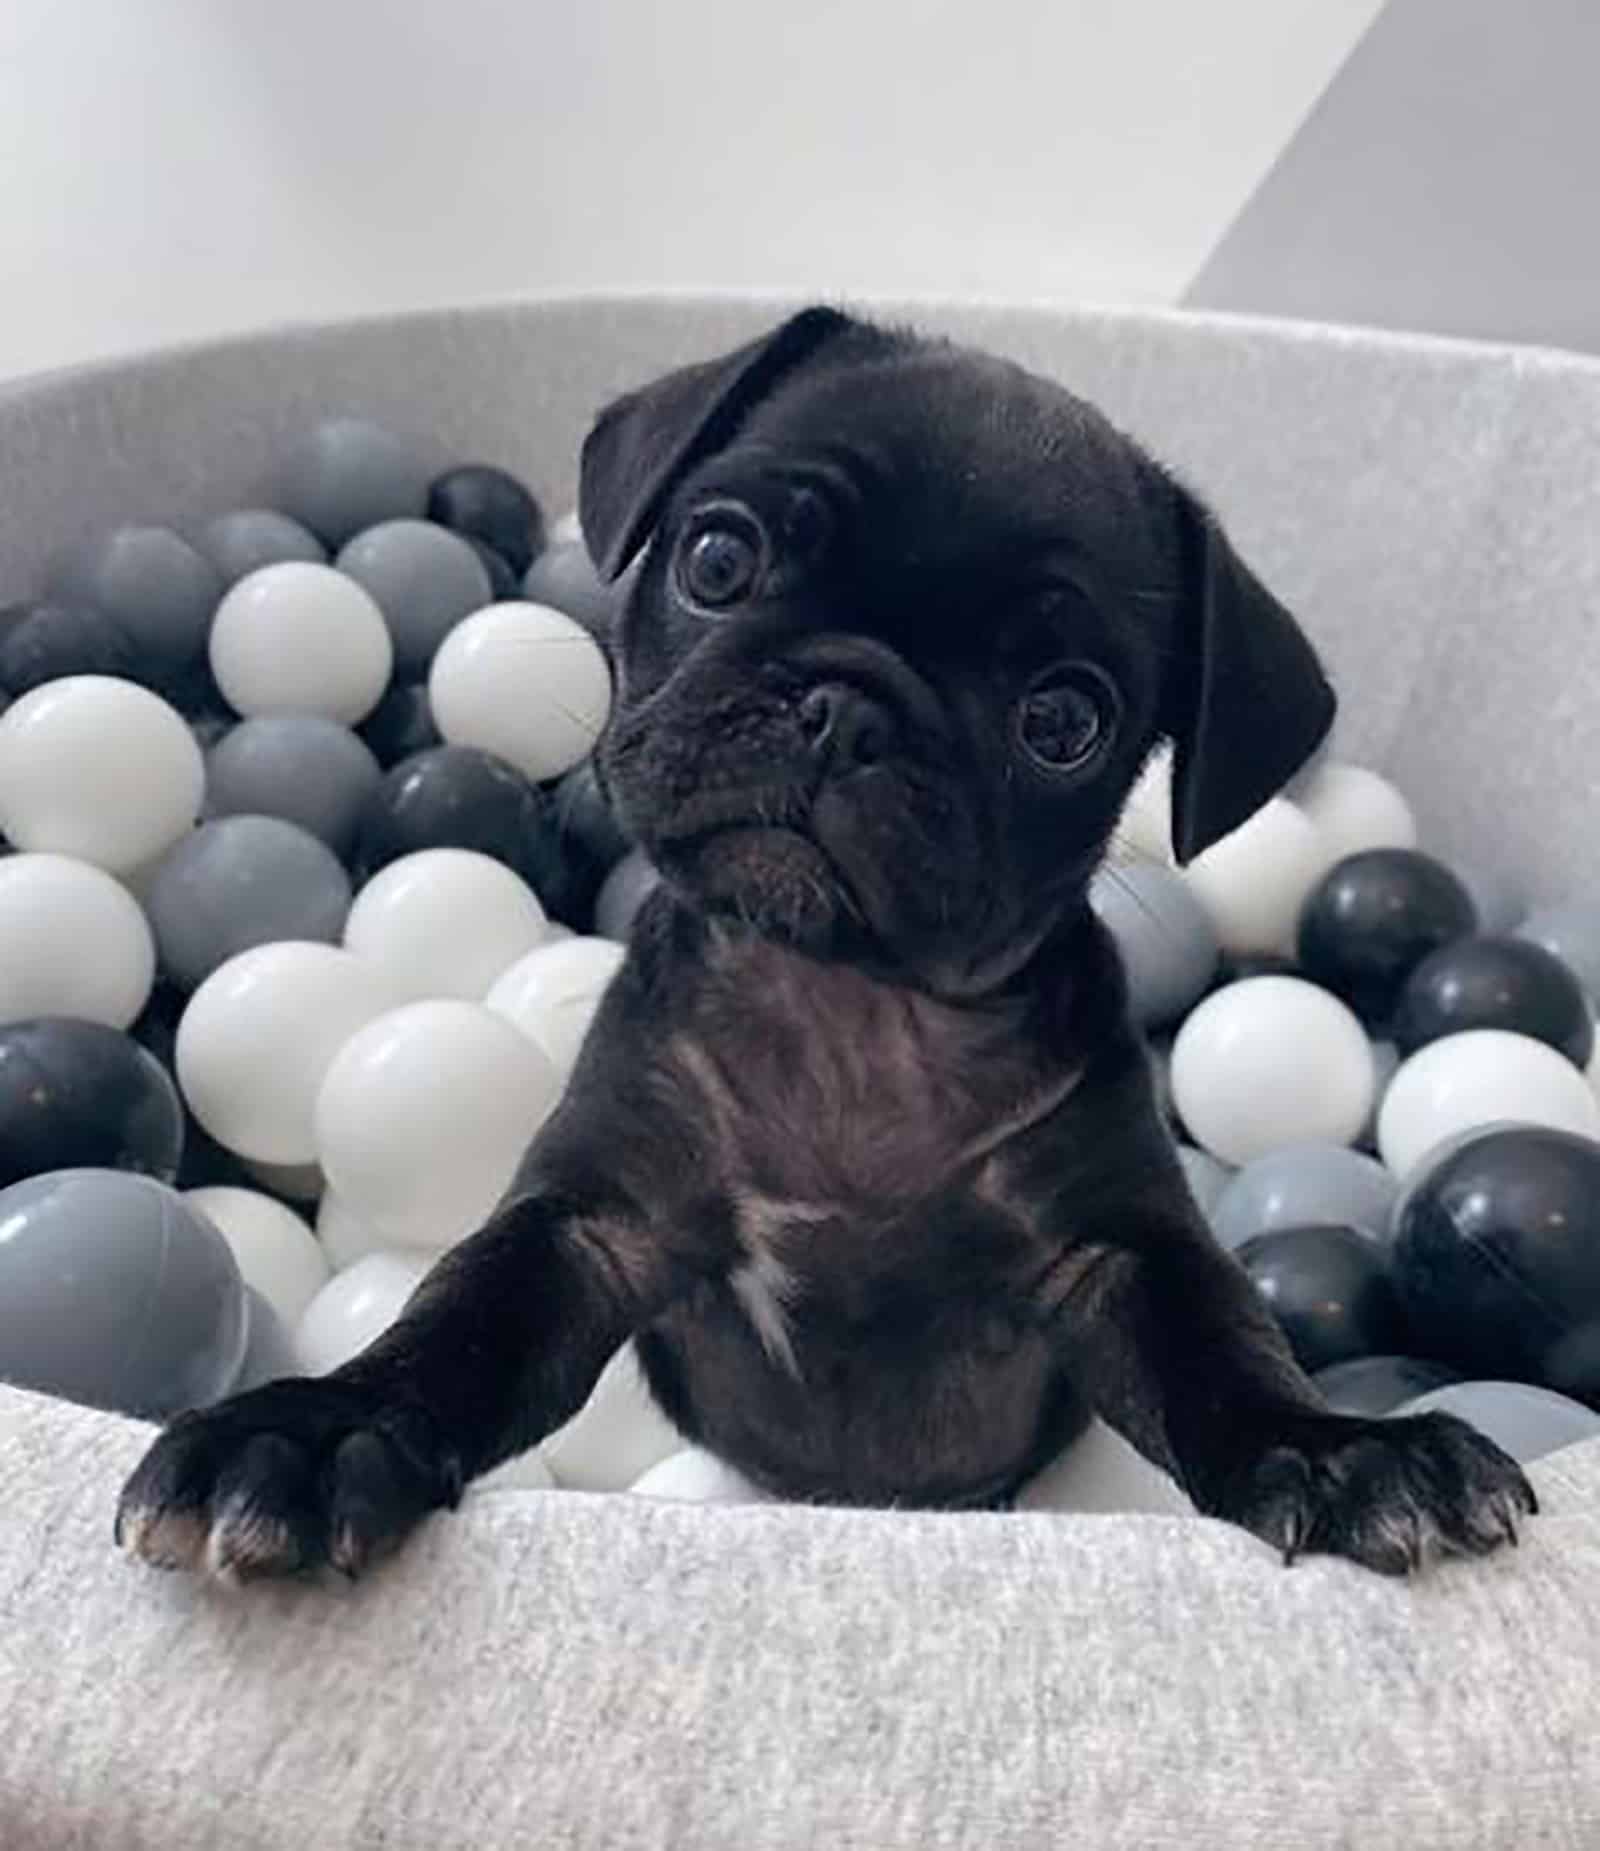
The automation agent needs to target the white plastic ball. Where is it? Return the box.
[209,562,393,724]
[475,1448,557,1494]
[0,676,203,874]
[629,1448,770,1504]
[1112,744,1174,866]
[1015,1417,1192,1515]
[342,848,549,1002]
[1292,760,1417,865]
[429,601,611,781]
[314,999,562,1248]
[541,1341,690,1491]
[184,1186,330,1329]
[1182,797,1326,956]
[1171,975,1376,1165]
[0,853,155,1028]
[1377,1028,1600,1177]
[484,935,625,1076]
[316,1187,394,1272]
[549,509,584,547]
[176,941,404,1164]
[294,1249,431,1375]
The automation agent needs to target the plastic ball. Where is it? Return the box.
[1170,976,1376,1165]
[205,714,381,861]
[313,999,562,1247]
[185,1185,330,1329]
[275,417,432,548]
[335,519,493,677]
[1392,934,1592,1067]
[342,847,548,1002]
[553,760,633,871]
[358,681,441,768]
[55,524,222,670]
[464,537,521,600]
[0,1018,182,1189]
[427,464,545,578]
[1211,1143,1399,1250]
[1517,899,1600,1003]
[540,1341,686,1492]
[475,1447,558,1494]
[352,743,556,882]
[0,854,154,1028]
[1391,1123,1600,1396]
[294,1249,431,1375]
[429,601,611,782]
[629,1449,770,1504]
[240,1155,324,1204]
[0,1169,244,1417]
[0,602,135,695]
[1235,1224,1405,1373]
[594,848,662,943]
[1089,860,1219,1027]
[1111,745,1173,867]
[521,537,619,637]
[1013,1417,1193,1516]
[485,935,625,1076]
[1398,1380,1600,1464]
[210,562,392,724]
[315,1187,393,1272]
[1176,1144,1233,1218]
[1312,1354,1462,1416]
[1377,1029,1600,1177]
[1297,848,1477,1025]
[231,1286,301,1393]
[1182,797,1326,957]
[0,675,203,874]
[198,509,327,584]
[1289,761,1416,862]
[176,941,404,1165]
[146,816,353,992]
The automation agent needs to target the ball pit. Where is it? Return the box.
[2,404,1599,1504]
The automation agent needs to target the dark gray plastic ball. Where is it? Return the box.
[199,509,327,585]
[145,816,353,991]
[522,539,621,637]
[275,418,433,548]
[206,715,381,860]
[336,519,493,674]
[56,525,223,668]
[0,1167,245,1416]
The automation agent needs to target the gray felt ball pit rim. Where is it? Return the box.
[4,296,1600,1849]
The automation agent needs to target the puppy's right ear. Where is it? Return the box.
[579,307,856,582]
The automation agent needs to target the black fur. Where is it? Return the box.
[118,310,1534,1581]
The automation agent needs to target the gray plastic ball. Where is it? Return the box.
[594,848,661,942]
[231,1285,301,1392]
[335,519,494,674]
[1211,1143,1400,1251]
[56,525,223,668]
[206,715,381,859]
[145,816,353,991]
[1089,861,1220,1028]
[275,418,432,548]
[1517,900,1600,1003]
[199,509,326,585]
[1177,1144,1232,1218]
[0,1167,245,1417]
[522,539,622,637]
[1399,1380,1600,1463]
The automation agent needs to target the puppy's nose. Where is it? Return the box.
[798,681,894,768]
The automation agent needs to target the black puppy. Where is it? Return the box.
[118,308,1535,1580]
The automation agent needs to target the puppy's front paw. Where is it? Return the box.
[1215,1412,1538,1576]
[115,1379,461,1584]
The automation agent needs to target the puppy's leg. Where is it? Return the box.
[1051,1232,1536,1575]
[117,1177,686,1582]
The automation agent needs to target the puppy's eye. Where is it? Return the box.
[1014,664,1116,772]
[676,509,767,611]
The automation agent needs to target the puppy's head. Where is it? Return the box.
[581,308,1333,992]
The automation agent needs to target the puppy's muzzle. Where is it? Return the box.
[797,681,895,770]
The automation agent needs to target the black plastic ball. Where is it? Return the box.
[1235,1223,1407,1373]
[1392,933,1593,1067]
[427,464,545,577]
[1311,1353,1462,1416]
[462,535,521,600]
[0,1017,184,1187]
[0,602,136,694]
[358,682,441,769]
[1297,849,1477,1026]
[1392,1124,1600,1401]
[551,760,633,871]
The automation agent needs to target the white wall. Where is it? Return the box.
[0,0,1382,381]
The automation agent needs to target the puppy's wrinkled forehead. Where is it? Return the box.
[673,342,1164,601]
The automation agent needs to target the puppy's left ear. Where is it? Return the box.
[1161,483,1336,864]
[579,306,857,581]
